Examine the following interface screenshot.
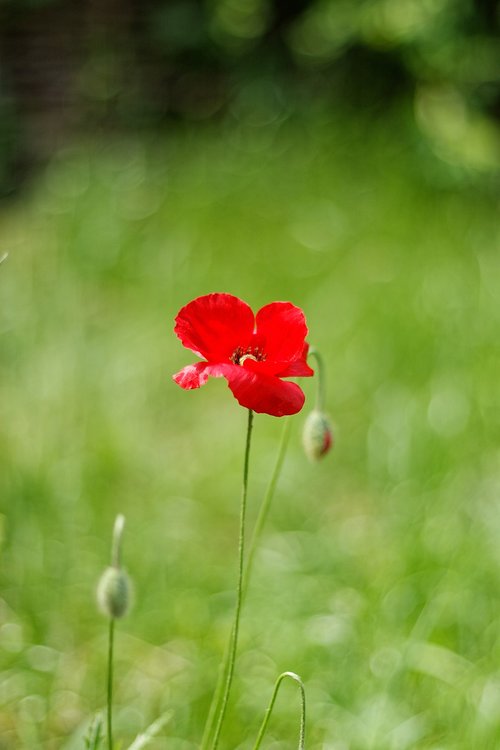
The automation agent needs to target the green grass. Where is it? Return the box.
[1,109,500,749]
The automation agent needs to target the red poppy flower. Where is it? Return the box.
[173,293,314,417]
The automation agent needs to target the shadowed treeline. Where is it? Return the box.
[1,0,500,193]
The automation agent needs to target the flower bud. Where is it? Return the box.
[302,409,333,461]
[97,566,131,619]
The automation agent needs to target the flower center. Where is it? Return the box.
[231,345,266,365]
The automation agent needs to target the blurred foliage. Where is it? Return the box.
[1,109,500,747]
[1,0,500,193]
[0,1,500,747]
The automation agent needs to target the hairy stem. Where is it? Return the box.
[243,417,292,594]
[252,671,306,750]
[308,347,326,411]
[107,618,115,750]
[201,416,291,750]
[210,408,254,750]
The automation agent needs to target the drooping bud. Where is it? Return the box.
[97,566,130,619]
[96,514,131,619]
[303,347,333,460]
[302,409,333,461]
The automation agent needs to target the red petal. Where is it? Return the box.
[173,361,305,416]
[278,359,314,377]
[174,293,254,362]
[279,342,313,376]
[221,365,305,416]
[173,362,211,389]
[255,302,309,370]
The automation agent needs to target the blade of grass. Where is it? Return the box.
[126,712,173,750]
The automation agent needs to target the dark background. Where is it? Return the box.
[1,0,500,193]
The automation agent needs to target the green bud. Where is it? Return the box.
[97,566,131,619]
[302,409,333,461]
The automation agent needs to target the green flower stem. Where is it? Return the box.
[210,408,254,750]
[252,671,306,750]
[308,348,326,411]
[243,416,292,595]
[201,416,292,750]
[107,618,115,750]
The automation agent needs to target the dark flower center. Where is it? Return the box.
[231,345,266,365]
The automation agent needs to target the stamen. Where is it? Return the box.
[239,354,257,365]
[231,345,266,365]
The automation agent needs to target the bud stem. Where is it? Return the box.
[252,671,306,750]
[308,348,326,411]
[244,416,292,594]
[107,618,115,750]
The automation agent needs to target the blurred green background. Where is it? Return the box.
[1,1,500,749]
